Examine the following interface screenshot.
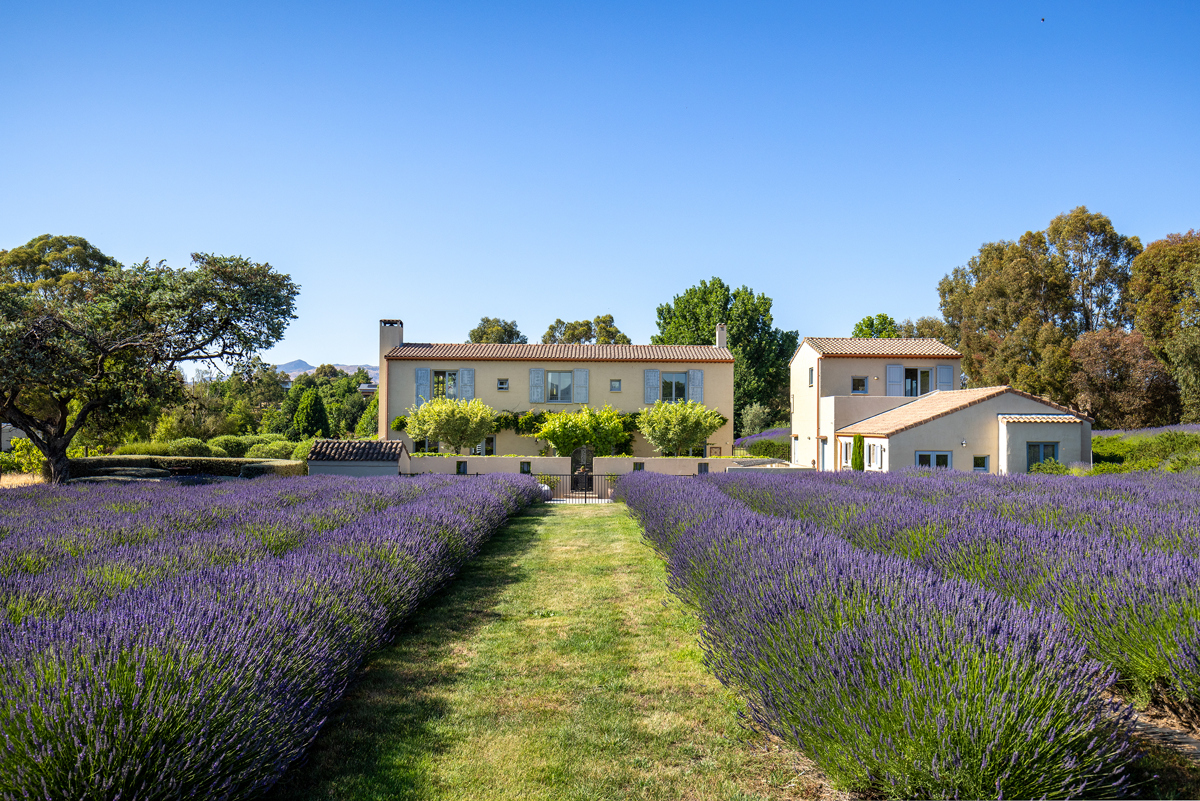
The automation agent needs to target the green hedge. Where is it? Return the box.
[53,456,306,480]
[746,439,789,460]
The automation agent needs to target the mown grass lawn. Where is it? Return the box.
[269,503,832,801]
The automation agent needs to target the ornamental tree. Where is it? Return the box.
[0,235,299,483]
[851,313,900,338]
[404,397,496,454]
[851,434,865,471]
[293,388,330,438]
[637,400,726,456]
[531,405,627,456]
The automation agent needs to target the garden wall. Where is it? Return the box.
[401,454,571,475]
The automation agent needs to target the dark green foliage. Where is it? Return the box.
[1029,457,1069,475]
[207,435,252,458]
[468,317,527,344]
[652,277,798,435]
[542,314,632,345]
[851,314,900,338]
[389,415,407,432]
[0,236,299,483]
[246,441,299,460]
[355,394,379,437]
[291,439,316,462]
[851,434,865,471]
[167,438,212,457]
[53,455,305,479]
[739,402,775,437]
[746,439,789,460]
[293,389,329,439]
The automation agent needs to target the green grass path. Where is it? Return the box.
[268,503,825,801]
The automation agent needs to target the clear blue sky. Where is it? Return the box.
[3,1,1197,369]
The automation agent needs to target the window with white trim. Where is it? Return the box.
[546,371,573,403]
[842,440,853,465]
[808,367,814,387]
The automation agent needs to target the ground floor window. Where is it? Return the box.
[842,440,852,466]
[973,455,989,472]
[471,436,496,456]
[1027,442,1059,470]
[916,451,952,469]
[866,442,882,468]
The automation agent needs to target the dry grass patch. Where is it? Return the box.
[0,473,42,488]
[270,503,839,801]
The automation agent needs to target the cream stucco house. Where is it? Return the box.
[789,337,1092,473]
[377,319,736,457]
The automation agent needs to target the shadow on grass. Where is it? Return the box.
[265,506,552,801]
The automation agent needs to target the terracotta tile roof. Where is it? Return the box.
[384,343,735,362]
[308,439,407,462]
[836,387,1091,437]
[997,414,1085,424]
[800,337,961,358]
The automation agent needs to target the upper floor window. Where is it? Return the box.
[497,378,509,391]
[851,376,868,394]
[433,370,457,399]
[904,368,931,397]
[808,367,814,387]
[610,379,621,392]
[661,372,687,403]
[547,371,573,403]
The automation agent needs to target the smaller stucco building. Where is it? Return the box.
[307,439,405,477]
[834,386,1093,474]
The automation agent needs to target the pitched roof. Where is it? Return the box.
[308,439,407,462]
[800,337,961,358]
[997,414,1085,424]
[384,342,735,362]
[836,387,1091,437]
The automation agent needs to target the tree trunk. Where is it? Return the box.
[46,444,72,484]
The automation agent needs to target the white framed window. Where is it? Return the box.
[973,455,989,472]
[547,371,573,403]
[808,367,814,387]
[497,378,509,391]
[661,372,687,403]
[916,451,952,469]
[842,440,853,465]
[851,376,868,394]
[610,379,621,392]
[866,443,874,467]
[433,370,457,399]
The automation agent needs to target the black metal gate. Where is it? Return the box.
[539,473,614,504]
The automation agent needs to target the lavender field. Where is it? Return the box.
[0,474,542,800]
[618,469,1200,799]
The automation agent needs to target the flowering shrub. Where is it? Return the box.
[708,469,1200,714]
[617,472,1135,799]
[0,473,541,798]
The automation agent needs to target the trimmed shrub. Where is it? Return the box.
[168,438,212,457]
[208,445,229,458]
[246,441,299,460]
[747,439,789,460]
[114,441,174,456]
[291,439,316,462]
[59,455,306,479]
[207,435,251,458]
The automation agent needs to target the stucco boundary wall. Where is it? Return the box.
[309,461,399,477]
[402,455,572,474]
[396,454,752,476]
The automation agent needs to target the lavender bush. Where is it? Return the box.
[0,474,541,800]
[710,470,1200,713]
[618,472,1134,799]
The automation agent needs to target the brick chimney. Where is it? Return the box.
[715,323,727,349]
[378,320,403,439]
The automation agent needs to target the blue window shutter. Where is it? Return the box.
[529,368,544,403]
[644,369,660,404]
[574,368,589,404]
[886,364,903,396]
[459,368,475,400]
[415,368,430,407]
[936,365,953,392]
[688,369,703,404]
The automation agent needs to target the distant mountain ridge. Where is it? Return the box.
[273,360,379,381]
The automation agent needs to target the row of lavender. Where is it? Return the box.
[710,470,1200,714]
[0,474,542,800]
[617,472,1137,798]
